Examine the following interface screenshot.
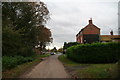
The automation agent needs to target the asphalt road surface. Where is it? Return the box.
[20,54,70,78]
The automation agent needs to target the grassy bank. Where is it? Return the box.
[2,54,50,78]
[58,54,118,78]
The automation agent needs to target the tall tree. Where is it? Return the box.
[63,42,67,50]
[37,25,52,51]
[2,2,52,56]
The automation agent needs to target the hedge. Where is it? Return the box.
[63,42,79,50]
[66,42,120,63]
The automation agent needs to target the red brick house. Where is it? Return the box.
[76,19,100,43]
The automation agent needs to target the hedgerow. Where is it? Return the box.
[66,42,120,63]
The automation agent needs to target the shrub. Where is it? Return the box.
[23,57,34,62]
[63,42,79,50]
[2,56,18,71]
[2,56,34,71]
[63,42,79,54]
[66,42,120,63]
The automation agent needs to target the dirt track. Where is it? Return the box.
[20,54,70,78]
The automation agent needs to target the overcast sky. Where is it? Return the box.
[38,0,120,49]
[2,0,119,49]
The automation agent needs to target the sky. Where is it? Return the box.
[1,0,119,49]
[38,0,119,49]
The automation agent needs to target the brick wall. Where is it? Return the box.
[83,25,100,35]
[76,19,100,43]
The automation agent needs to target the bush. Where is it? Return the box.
[2,56,18,71]
[23,57,34,62]
[2,56,34,71]
[63,42,79,54]
[66,42,120,63]
[63,42,79,50]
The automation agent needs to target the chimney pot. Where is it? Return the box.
[110,30,113,35]
[89,18,92,24]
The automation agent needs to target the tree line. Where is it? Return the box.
[2,2,52,56]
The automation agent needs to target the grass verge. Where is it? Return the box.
[2,53,50,78]
[58,54,118,78]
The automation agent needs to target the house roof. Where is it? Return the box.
[100,35,120,41]
[82,24,100,31]
[81,19,100,31]
[76,19,100,36]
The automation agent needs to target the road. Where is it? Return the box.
[20,54,70,78]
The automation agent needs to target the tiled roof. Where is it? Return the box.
[76,19,100,35]
[100,35,120,41]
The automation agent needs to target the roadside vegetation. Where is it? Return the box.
[2,54,50,78]
[2,55,35,71]
[2,2,51,57]
[60,42,119,78]
[59,54,118,78]
[2,2,51,78]
[67,42,119,63]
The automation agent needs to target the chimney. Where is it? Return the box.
[110,30,113,35]
[89,18,93,24]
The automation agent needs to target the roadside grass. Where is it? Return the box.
[58,54,118,78]
[76,64,118,78]
[2,53,50,78]
[58,54,90,66]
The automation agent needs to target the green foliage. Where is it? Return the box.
[2,53,50,72]
[2,56,35,71]
[2,2,51,56]
[66,42,120,63]
[2,2,51,48]
[2,54,50,78]
[58,48,63,53]
[2,26,22,56]
[76,64,118,78]
[63,42,79,50]
[58,54,79,65]
[2,26,34,56]
[51,47,57,52]
[63,42,79,54]
[59,55,118,78]
[63,42,67,50]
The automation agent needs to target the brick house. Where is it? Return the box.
[76,19,120,43]
[76,19,100,43]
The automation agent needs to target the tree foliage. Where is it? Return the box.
[2,2,51,56]
[51,47,57,52]
[63,42,79,50]
[58,48,63,53]
[2,27,22,56]
[37,25,51,51]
